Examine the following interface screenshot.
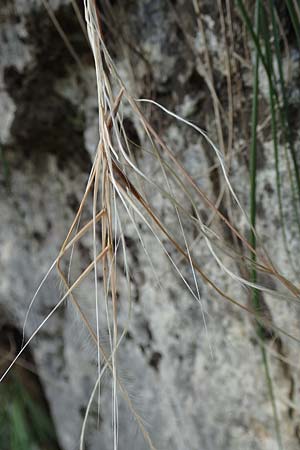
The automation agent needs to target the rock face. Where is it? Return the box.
[1,1,300,450]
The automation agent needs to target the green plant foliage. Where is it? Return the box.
[0,372,58,450]
[238,0,300,447]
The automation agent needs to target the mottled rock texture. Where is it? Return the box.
[1,1,300,450]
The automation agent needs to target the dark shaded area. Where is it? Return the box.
[3,3,92,173]
[25,3,91,77]
[148,351,162,372]
[0,322,62,450]
[274,0,298,49]
[122,118,141,153]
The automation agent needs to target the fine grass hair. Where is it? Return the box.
[2,1,300,450]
